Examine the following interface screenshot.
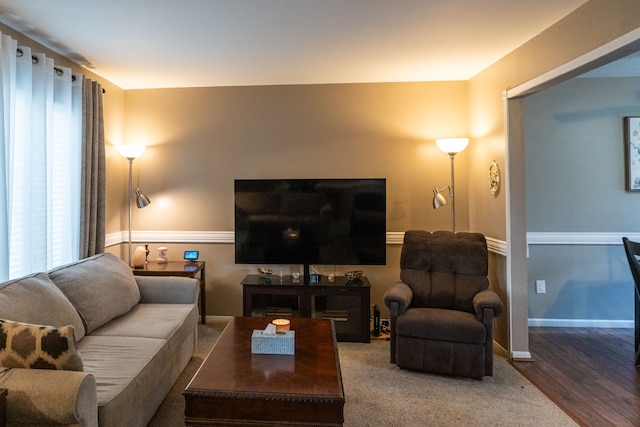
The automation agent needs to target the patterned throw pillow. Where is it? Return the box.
[0,319,83,371]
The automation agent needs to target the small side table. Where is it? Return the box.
[132,261,206,324]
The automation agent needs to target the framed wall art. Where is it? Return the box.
[624,116,640,192]
[489,160,500,198]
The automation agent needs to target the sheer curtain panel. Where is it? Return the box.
[0,32,102,280]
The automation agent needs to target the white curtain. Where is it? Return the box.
[0,34,82,280]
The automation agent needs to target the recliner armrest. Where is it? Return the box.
[473,289,504,322]
[383,281,413,316]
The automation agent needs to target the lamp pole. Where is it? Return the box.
[117,145,147,267]
[449,153,456,233]
[127,157,134,266]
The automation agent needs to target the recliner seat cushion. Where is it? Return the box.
[396,308,486,345]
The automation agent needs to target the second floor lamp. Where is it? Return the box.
[117,145,151,266]
[432,138,468,232]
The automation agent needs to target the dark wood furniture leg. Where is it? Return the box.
[0,388,7,427]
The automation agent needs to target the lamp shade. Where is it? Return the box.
[436,138,468,154]
[433,187,448,208]
[117,145,145,159]
[134,188,151,208]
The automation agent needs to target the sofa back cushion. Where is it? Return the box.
[48,253,140,334]
[0,272,86,339]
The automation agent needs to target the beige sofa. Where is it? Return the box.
[0,253,200,426]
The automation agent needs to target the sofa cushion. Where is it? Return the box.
[0,272,86,339]
[89,304,196,339]
[90,304,198,356]
[49,253,140,334]
[0,319,83,371]
[77,335,170,427]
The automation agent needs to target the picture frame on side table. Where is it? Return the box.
[624,116,640,192]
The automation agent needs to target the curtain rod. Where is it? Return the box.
[15,47,106,93]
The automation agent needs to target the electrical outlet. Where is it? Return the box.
[535,280,546,294]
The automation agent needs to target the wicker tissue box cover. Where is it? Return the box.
[251,330,295,355]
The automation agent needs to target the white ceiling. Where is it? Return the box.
[0,0,591,89]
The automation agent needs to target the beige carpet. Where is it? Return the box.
[148,318,576,426]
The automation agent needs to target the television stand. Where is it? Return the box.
[241,274,371,343]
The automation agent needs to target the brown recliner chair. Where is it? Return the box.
[384,230,504,379]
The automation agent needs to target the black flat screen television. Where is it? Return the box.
[234,178,386,278]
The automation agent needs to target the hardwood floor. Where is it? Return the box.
[511,328,640,427]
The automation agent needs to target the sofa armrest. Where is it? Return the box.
[383,281,413,317]
[0,367,97,426]
[473,289,504,322]
[135,276,199,304]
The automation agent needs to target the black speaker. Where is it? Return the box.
[373,305,381,337]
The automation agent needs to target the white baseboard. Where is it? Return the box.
[528,318,634,328]
[511,350,532,360]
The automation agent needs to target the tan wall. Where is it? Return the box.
[469,0,640,355]
[121,82,469,316]
[471,0,640,238]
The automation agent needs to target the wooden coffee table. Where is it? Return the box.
[184,317,345,426]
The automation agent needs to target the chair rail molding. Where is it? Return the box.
[106,230,235,247]
[527,232,640,245]
[107,230,508,255]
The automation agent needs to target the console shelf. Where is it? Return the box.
[241,274,371,343]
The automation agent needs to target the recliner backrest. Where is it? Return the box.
[399,230,488,313]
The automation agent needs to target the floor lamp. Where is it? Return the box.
[117,145,151,266]
[432,138,468,233]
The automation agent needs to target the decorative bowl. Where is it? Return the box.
[258,267,272,279]
[344,270,363,281]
